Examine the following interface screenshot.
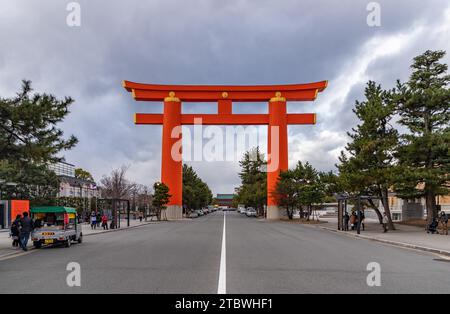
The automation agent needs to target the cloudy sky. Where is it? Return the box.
[1,0,449,194]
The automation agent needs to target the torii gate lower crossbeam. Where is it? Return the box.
[123,81,327,220]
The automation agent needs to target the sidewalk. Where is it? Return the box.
[318,217,450,256]
[0,218,158,259]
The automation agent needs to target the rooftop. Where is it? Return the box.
[215,194,235,199]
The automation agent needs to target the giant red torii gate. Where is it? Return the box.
[123,80,327,220]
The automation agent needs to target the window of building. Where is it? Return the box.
[392,213,402,221]
[48,162,75,177]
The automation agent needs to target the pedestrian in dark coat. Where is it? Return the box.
[19,212,34,251]
[10,215,21,247]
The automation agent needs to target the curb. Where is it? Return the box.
[318,225,450,257]
[82,220,159,237]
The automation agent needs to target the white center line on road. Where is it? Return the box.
[217,211,226,294]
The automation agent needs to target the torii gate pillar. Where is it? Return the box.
[161,93,183,220]
[267,93,289,219]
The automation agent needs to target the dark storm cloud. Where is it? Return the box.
[0,0,449,193]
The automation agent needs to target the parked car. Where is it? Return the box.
[203,208,209,214]
[246,207,257,217]
[196,209,204,216]
[188,211,199,218]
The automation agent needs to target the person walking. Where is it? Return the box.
[361,211,366,231]
[96,213,101,228]
[382,212,389,233]
[19,212,34,251]
[139,211,143,223]
[343,212,350,231]
[90,212,97,230]
[439,212,448,235]
[101,214,108,230]
[10,214,21,248]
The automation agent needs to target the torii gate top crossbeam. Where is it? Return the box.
[122,80,327,102]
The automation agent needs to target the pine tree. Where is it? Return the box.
[393,50,450,223]
[274,169,298,219]
[152,182,171,220]
[337,81,398,229]
[295,162,325,221]
[0,80,78,203]
[274,161,325,220]
[235,147,267,215]
[182,164,213,212]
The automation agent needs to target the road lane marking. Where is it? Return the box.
[0,249,36,262]
[218,211,226,294]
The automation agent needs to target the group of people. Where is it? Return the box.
[89,211,109,230]
[88,211,144,230]
[343,211,392,233]
[10,212,34,251]
[343,211,366,232]
[344,210,449,235]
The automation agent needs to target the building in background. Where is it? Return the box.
[50,161,98,202]
[58,175,98,199]
[48,161,76,178]
[215,194,235,208]
[377,193,450,222]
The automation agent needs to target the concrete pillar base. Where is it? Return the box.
[266,205,284,220]
[164,205,183,221]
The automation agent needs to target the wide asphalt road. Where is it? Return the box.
[1,211,450,293]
